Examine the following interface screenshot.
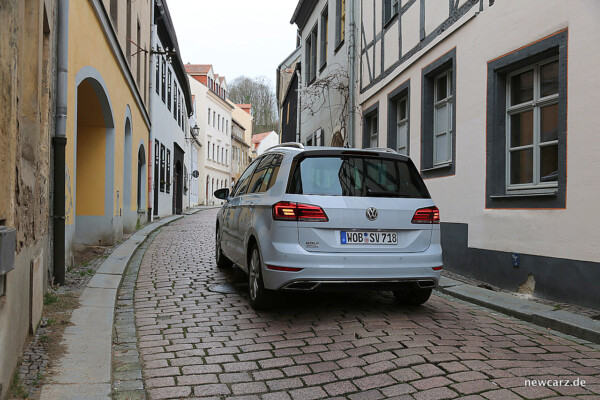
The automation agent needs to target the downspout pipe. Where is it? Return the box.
[52,0,69,286]
[296,68,302,143]
[348,0,356,148]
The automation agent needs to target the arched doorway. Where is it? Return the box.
[123,112,133,233]
[74,75,115,245]
[137,144,146,212]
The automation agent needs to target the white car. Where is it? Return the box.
[214,144,442,309]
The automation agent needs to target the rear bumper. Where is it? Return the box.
[260,243,443,291]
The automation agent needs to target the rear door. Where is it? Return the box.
[285,153,435,253]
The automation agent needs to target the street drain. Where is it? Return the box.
[208,283,246,294]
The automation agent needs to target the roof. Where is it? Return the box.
[290,0,318,31]
[251,131,276,150]
[238,104,252,114]
[154,0,193,116]
[185,64,212,75]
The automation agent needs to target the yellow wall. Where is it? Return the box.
[65,0,150,226]
[76,125,106,215]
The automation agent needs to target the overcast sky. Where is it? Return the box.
[168,0,299,87]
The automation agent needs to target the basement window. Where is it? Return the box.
[0,274,5,297]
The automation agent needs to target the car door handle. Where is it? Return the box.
[248,202,255,208]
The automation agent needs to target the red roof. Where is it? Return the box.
[238,104,252,114]
[251,131,273,150]
[185,64,212,75]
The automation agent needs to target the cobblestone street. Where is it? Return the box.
[134,210,600,400]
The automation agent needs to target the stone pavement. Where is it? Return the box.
[134,209,600,399]
[38,215,182,400]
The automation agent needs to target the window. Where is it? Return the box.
[221,148,224,163]
[260,154,283,193]
[218,114,220,131]
[421,48,455,178]
[305,25,318,84]
[213,111,216,127]
[160,144,165,192]
[154,140,159,194]
[208,108,211,124]
[155,55,160,95]
[225,149,228,165]
[167,70,172,111]
[384,0,399,25]
[486,31,566,208]
[166,149,171,193]
[247,155,275,194]
[320,5,328,69]
[506,58,558,189]
[226,120,229,135]
[207,141,210,159]
[362,103,378,148]
[335,0,345,48]
[289,156,430,198]
[387,80,410,156]
[433,70,452,165]
[161,58,166,103]
[212,143,215,160]
[173,82,178,119]
[232,158,260,197]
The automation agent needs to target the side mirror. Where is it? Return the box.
[214,188,230,200]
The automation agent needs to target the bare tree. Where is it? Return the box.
[229,76,278,134]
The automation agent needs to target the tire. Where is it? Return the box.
[393,288,432,306]
[215,227,232,269]
[248,245,272,310]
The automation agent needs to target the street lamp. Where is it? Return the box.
[191,124,199,139]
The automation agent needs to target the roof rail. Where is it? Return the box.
[364,147,399,154]
[266,142,305,151]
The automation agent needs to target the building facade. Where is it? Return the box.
[150,0,193,218]
[229,102,254,184]
[291,0,357,147]
[186,65,233,205]
[357,0,600,308]
[0,0,57,395]
[276,47,301,143]
[251,131,280,157]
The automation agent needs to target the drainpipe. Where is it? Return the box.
[52,0,69,286]
[348,0,357,148]
[148,14,156,221]
[296,68,302,143]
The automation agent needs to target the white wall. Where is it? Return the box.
[255,131,280,156]
[150,31,189,217]
[359,0,600,263]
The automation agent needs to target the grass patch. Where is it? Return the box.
[39,334,49,343]
[43,291,59,306]
[78,268,94,277]
[10,371,29,399]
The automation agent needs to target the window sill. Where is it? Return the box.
[334,39,345,54]
[421,163,452,173]
[490,190,558,200]
[383,13,398,30]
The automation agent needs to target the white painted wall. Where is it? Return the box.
[150,30,189,217]
[359,0,600,263]
[255,131,280,156]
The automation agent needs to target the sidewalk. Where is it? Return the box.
[38,215,183,400]
[437,274,600,345]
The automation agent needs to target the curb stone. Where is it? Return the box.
[437,276,600,344]
[38,215,183,400]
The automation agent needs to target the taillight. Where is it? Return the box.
[272,201,329,222]
[412,206,440,224]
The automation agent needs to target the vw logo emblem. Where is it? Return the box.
[366,207,378,221]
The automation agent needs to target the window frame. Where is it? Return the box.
[387,80,410,156]
[161,57,166,103]
[505,57,559,192]
[383,0,399,26]
[486,30,567,209]
[335,0,346,49]
[420,48,456,178]
[305,23,318,85]
[320,4,329,71]
[166,149,171,194]
[167,69,172,111]
[362,102,379,148]
[160,144,166,192]
[433,69,453,167]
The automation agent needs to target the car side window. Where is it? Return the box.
[259,154,283,193]
[232,158,260,197]
[247,155,274,194]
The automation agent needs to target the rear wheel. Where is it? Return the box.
[248,245,272,310]
[393,288,432,306]
[215,227,232,269]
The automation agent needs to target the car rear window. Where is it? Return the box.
[288,156,430,198]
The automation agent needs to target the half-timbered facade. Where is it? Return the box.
[358,0,600,308]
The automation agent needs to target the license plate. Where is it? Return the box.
[340,231,398,245]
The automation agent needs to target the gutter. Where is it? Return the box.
[348,0,356,148]
[52,0,69,286]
